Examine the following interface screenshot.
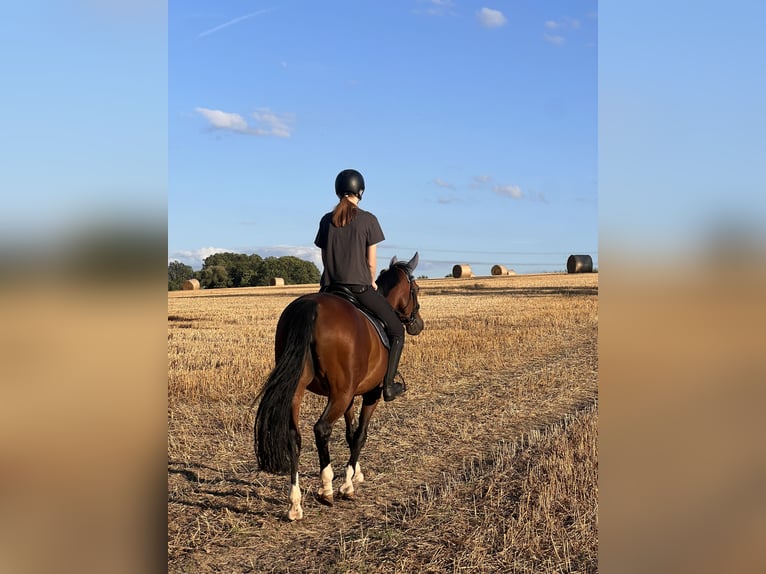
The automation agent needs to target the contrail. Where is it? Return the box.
[198,8,273,38]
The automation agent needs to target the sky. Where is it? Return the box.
[3,1,760,279]
[168,0,598,278]
[599,0,766,262]
[2,1,166,244]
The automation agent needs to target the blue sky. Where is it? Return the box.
[2,2,762,279]
[168,1,598,277]
[600,0,766,260]
[2,1,166,244]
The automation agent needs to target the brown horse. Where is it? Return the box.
[254,253,424,520]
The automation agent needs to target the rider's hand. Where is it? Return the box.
[372,281,378,290]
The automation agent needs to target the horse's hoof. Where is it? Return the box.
[287,506,303,521]
[338,489,355,501]
[316,492,334,507]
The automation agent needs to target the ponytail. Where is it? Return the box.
[331,196,358,228]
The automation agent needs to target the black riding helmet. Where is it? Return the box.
[335,169,365,199]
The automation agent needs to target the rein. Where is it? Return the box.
[394,268,420,326]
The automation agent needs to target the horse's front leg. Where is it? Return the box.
[339,390,380,499]
[340,401,362,499]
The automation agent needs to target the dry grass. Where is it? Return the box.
[168,273,598,573]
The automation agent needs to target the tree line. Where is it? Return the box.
[168,252,321,291]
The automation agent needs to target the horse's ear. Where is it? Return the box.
[390,255,398,268]
[406,252,419,272]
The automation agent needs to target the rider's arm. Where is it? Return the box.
[367,243,378,289]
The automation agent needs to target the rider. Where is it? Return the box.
[314,169,406,402]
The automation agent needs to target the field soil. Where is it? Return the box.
[168,272,598,573]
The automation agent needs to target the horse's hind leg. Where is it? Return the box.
[287,364,313,521]
[287,418,303,520]
[339,391,380,500]
[287,394,305,521]
[314,396,352,506]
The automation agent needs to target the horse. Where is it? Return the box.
[254,253,424,520]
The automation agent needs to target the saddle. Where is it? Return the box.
[320,284,390,349]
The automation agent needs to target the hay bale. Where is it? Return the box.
[182,278,200,290]
[452,264,473,278]
[269,277,285,286]
[491,265,516,276]
[567,254,593,274]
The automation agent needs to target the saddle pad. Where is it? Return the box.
[321,287,390,349]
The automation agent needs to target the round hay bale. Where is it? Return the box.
[567,254,593,274]
[269,277,285,286]
[491,264,515,276]
[452,264,473,278]
[182,278,200,290]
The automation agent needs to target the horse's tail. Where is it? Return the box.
[254,297,318,475]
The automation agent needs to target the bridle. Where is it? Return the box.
[394,268,420,326]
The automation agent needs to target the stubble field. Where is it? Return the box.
[168,272,598,573]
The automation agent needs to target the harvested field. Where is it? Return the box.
[168,272,598,573]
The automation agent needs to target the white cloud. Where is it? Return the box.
[546,16,581,30]
[195,106,293,138]
[256,245,323,268]
[169,246,229,268]
[469,175,493,190]
[195,108,248,131]
[477,7,507,28]
[433,178,456,190]
[251,108,294,138]
[493,184,523,199]
[417,0,456,16]
[544,33,566,45]
[543,16,581,44]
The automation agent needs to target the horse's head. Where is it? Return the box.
[377,252,424,336]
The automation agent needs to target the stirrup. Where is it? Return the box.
[383,382,405,402]
[383,373,407,402]
[380,371,406,390]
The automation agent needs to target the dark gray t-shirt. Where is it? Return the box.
[314,208,385,287]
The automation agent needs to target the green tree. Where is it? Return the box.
[283,256,321,284]
[196,251,319,288]
[199,265,229,288]
[168,260,194,291]
[261,256,288,285]
[202,252,264,287]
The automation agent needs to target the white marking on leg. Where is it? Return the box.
[288,474,303,521]
[339,464,355,498]
[317,464,334,502]
[353,461,365,484]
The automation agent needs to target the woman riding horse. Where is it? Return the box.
[314,168,406,401]
[254,170,424,519]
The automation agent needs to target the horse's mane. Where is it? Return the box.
[376,263,411,297]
